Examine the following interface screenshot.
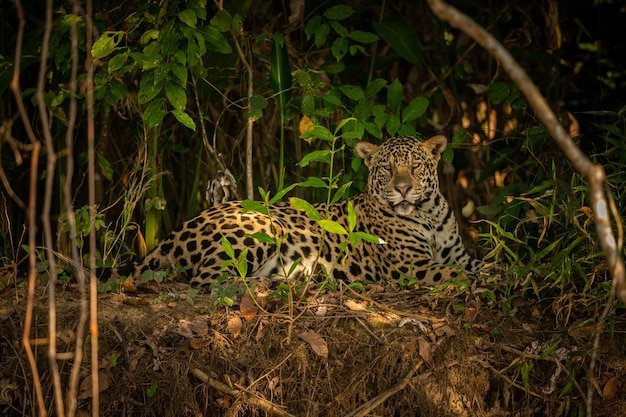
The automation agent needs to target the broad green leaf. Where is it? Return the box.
[171,110,196,130]
[298,149,331,167]
[350,231,385,244]
[366,78,386,98]
[324,5,355,20]
[301,92,315,115]
[318,219,348,235]
[248,232,276,244]
[108,51,128,73]
[178,9,197,28]
[237,248,249,276]
[331,37,349,61]
[97,154,114,181]
[211,9,232,32]
[329,21,348,37]
[143,100,167,127]
[287,257,303,277]
[270,33,293,117]
[140,29,159,46]
[305,16,322,40]
[348,31,379,44]
[300,177,328,188]
[441,147,454,163]
[331,182,352,204]
[386,114,401,136]
[322,91,342,107]
[387,78,403,112]
[364,122,383,139]
[221,236,235,259]
[165,82,187,111]
[269,182,298,204]
[452,127,467,148]
[200,26,232,54]
[402,96,429,123]
[241,200,270,217]
[372,104,388,128]
[355,100,372,120]
[338,85,365,101]
[373,18,421,65]
[347,201,356,232]
[250,94,268,112]
[290,197,322,220]
[488,82,510,105]
[300,125,334,142]
[170,63,188,85]
[314,23,330,48]
[349,45,365,56]
[91,31,124,59]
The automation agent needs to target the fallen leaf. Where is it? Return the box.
[189,336,212,350]
[298,331,328,359]
[128,347,146,372]
[240,295,259,321]
[189,319,209,336]
[602,376,620,402]
[122,296,150,306]
[77,370,110,399]
[121,277,137,292]
[344,299,368,311]
[418,338,432,363]
[227,316,243,339]
[463,307,479,323]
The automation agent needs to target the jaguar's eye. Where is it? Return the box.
[379,165,391,173]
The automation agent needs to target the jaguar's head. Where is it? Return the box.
[356,135,447,216]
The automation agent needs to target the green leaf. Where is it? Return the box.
[305,16,321,40]
[315,23,330,48]
[402,96,429,123]
[387,79,403,112]
[108,51,128,73]
[300,125,334,142]
[269,182,298,204]
[348,31,379,43]
[339,85,365,101]
[91,31,124,59]
[165,82,187,111]
[441,147,454,163]
[324,5,355,20]
[200,26,232,54]
[331,182,352,204]
[373,18,421,65]
[386,114,401,136]
[350,231,385,244]
[331,37,349,61]
[364,122,382,139]
[211,9,232,32]
[298,149,331,167]
[366,78,386,98]
[318,219,348,235]
[241,200,269,217]
[347,201,356,232]
[354,100,372,120]
[221,236,235,259]
[300,177,328,188]
[270,33,293,117]
[452,127,467,148]
[301,92,315,115]
[178,9,197,28]
[488,82,510,105]
[140,29,159,46]
[329,20,349,37]
[248,232,275,244]
[143,100,167,127]
[170,63,188,85]
[97,154,114,181]
[171,110,196,131]
[237,248,249,277]
[290,197,322,220]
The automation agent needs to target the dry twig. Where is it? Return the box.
[192,368,295,417]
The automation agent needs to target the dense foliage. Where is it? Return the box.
[1,0,625,301]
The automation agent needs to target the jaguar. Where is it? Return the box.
[100,135,484,287]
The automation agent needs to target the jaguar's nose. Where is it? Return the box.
[395,184,412,197]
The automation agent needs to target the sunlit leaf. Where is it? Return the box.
[171,110,196,131]
[318,219,348,235]
[91,31,124,59]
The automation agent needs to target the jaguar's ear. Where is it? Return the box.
[355,141,380,169]
[423,135,448,161]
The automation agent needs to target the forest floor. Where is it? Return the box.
[1,276,625,417]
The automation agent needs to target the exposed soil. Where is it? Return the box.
[1,277,625,417]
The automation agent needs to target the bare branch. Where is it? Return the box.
[11,0,47,415]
